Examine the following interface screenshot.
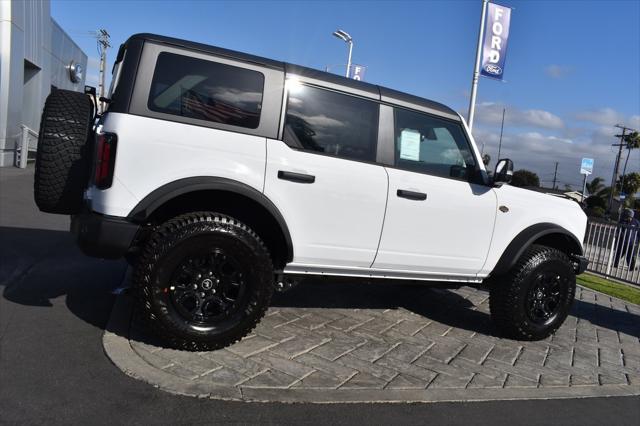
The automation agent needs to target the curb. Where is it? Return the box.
[102,295,640,404]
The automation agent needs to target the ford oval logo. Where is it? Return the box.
[484,64,502,75]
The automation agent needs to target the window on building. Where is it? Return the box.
[283,84,379,162]
[148,52,264,129]
[394,108,476,180]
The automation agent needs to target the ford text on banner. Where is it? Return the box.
[481,2,512,80]
[350,64,366,81]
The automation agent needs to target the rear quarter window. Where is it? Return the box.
[147,52,265,129]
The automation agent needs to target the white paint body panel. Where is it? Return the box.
[372,168,497,276]
[90,112,587,282]
[264,139,388,267]
[90,113,267,217]
[479,184,588,276]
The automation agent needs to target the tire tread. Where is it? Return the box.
[34,89,93,214]
[134,211,274,351]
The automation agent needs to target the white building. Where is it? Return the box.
[0,0,88,167]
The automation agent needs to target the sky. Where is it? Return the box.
[52,0,640,190]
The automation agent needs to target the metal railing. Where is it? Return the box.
[16,125,38,168]
[584,220,640,285]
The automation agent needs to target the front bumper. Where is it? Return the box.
[572,255,589,275]
[71,211,140,259]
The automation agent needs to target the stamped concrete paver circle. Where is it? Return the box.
[104,281,640,403]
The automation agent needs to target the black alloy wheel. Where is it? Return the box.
[167,250,246,328]
[490,244,576,340]
[135,212,274,351]
[525,271,566,325]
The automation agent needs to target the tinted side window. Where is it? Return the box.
[148,52,264,129]
[394,108,476,180]
[284,85,378,162]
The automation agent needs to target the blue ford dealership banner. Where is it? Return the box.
[481,2,512,80]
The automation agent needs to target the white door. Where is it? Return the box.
[372,107,497,277]
[264,83,388,268]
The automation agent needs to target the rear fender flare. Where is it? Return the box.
[127,177,293,263]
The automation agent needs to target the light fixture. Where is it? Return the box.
[332,29,353,78]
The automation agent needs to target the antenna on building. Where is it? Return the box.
[92,29,111,113]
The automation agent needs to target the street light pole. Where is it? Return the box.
[346,40,353,78]
[333,29,353,78]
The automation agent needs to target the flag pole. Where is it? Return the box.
[467,0,489,132]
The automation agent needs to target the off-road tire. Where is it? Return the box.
[134,212,274,351]
[34,89,94,214]
[489,244,575,340]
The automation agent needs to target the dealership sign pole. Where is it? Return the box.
[467,0,513,132]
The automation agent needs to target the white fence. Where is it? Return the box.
[584,220,639,285]
[15,125,38,168]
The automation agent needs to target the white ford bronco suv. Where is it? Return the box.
[33,34,588,350]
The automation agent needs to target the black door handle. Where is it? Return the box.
[278,170,315,184]
[397,189,427,201]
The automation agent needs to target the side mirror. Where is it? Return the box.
[493,158,514,185]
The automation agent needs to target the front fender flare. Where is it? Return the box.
[491,223,583,276]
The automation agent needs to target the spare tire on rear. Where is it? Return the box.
[34,89,94,214]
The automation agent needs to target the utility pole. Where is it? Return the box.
[552,161,558,190]
[607,124,634,214]
[616,126,639,215]
[95,29,111,114]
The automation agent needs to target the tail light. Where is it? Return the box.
[95,132,117,189]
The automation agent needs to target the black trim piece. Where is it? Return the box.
[492,223,584,276]
[572,255,589,275]
[277,170,315,184]
[108,37,144,114]
[127,177,293,262]
[376,104,395,167]
[71,211,140,259]
[397,189,427,201]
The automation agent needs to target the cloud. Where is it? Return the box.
[575,108,626,126]
[544,64,571,79]
[518,132,573,145]
[470,103,639,188]
[473,124,639,188]
[474,102,564,129]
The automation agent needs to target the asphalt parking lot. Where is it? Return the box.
[1,166,639,425]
